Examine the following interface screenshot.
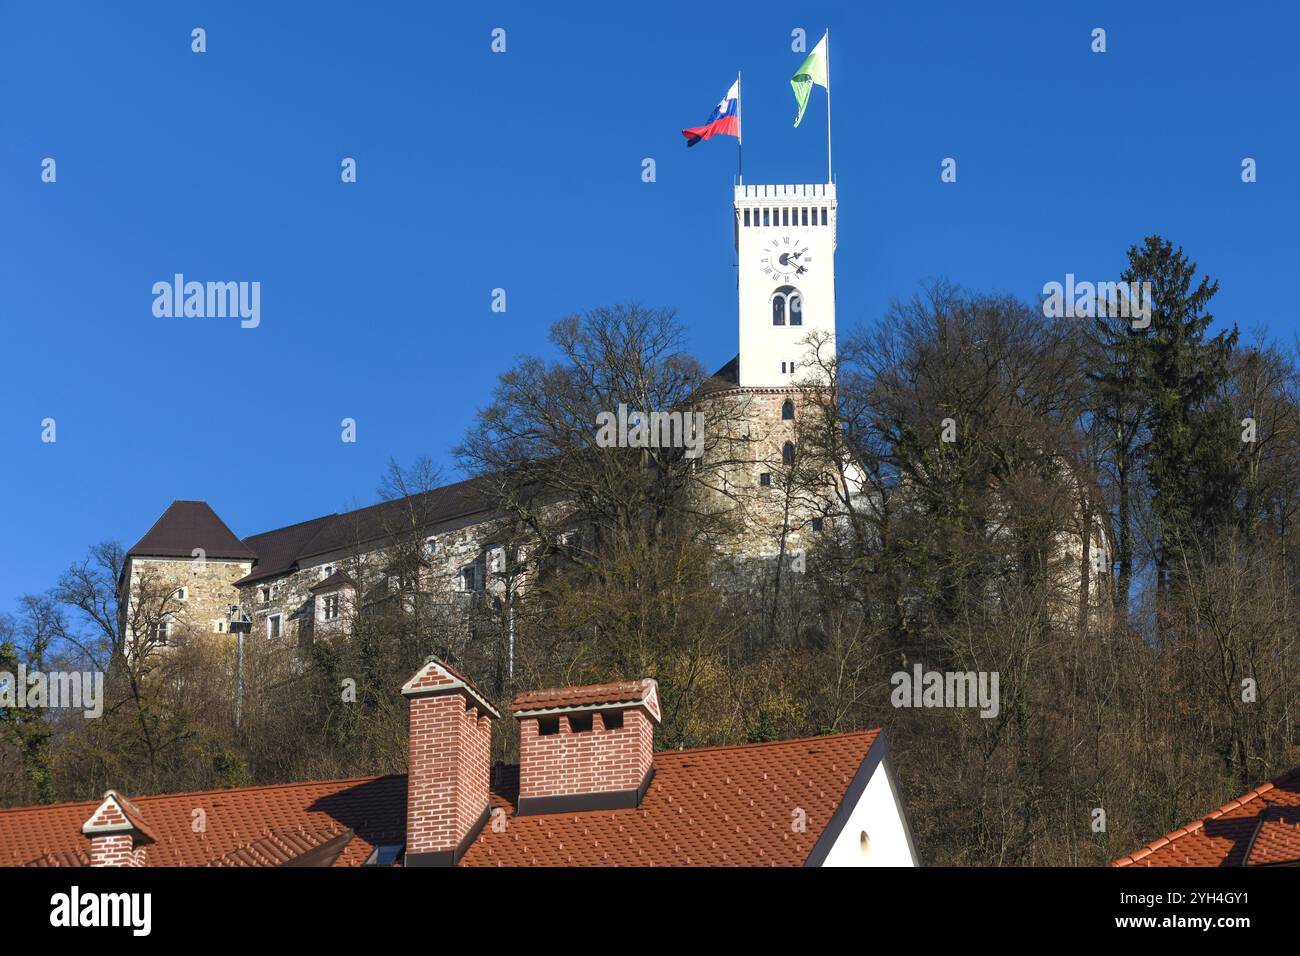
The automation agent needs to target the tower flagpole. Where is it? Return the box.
[825,29,832,184]
[737,70,743,185]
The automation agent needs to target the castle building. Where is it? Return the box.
[118,180,1106,651]
[119,183,845,649]
[118,480,504,651]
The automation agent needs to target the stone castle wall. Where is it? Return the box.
[123,557,253,642]
[123,385,1112,650]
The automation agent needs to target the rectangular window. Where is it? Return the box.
[763,209,770,226]
[759,473,771,487]
[460,565,479,592]
[821,207,828,225]
[743,209,750,227]
[322,594,340,621]
[537,716,560,736]
[802,208,809,226]
[602,710,624,730]
[259,586,270,605]
[267,614,282,640]
[812,518,824,532]
[152,620,170,644]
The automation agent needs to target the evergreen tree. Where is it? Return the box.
[1120,236,1239,609]
[0,637,56,803]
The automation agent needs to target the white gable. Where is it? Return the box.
[817,748,919,867]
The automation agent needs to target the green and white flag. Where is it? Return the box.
[791,31,829,128]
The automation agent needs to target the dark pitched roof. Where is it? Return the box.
[235,475,495,585]
[237,514,338,585]
[127,501,257,561]
[0,730,884,868]
[308,571,357,593]
[685,354,743,404]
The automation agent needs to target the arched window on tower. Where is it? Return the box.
[772,286,802,326]
[781,399,794,421]
[782,441,795,466]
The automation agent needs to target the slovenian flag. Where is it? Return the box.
[681,80,740,147]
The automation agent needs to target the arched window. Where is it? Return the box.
[781,399,794,420]
[772,286,802,326]
[782,441,795,466]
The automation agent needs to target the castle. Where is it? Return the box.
[118,182,1108,656]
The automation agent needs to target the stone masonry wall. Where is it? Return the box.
[124,557,252,642]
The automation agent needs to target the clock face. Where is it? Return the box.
[760,236,812,281]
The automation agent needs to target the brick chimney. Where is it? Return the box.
[82,791,155,866]
[510,678,661,815]
[401,656,498,866]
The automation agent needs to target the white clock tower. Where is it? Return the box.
[734,183,837,387]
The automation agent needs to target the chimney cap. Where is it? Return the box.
[401,656,500,718]
[511,678,661,723]
[81,790,158,844]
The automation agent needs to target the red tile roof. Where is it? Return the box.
[206,827,354,867]
[24,848,88,868]
[1243,806,1300,866]
[0,730,883,868]
[1112,764,1300,867]
[0,775,405,868]
[461,731,881,867]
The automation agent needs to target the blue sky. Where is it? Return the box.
[1,1,1295,614]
